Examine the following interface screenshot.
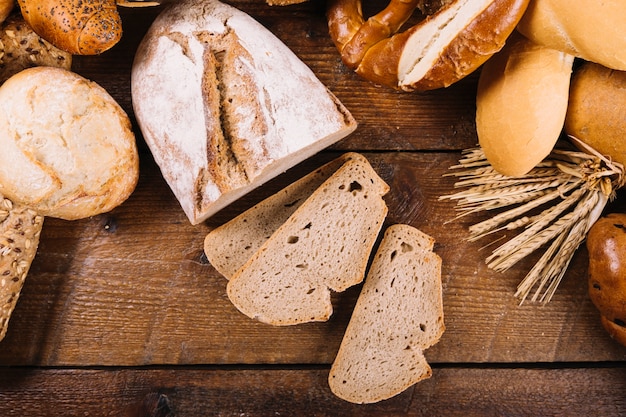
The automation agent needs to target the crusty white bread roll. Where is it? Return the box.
[476,31,574,177]
[565,62,626,167]
[517,0,626,71]
[328,224,444,404]
[0,66,139,220]
[226,153,389,326]
[132,0,357,225]
[327,0,529,91]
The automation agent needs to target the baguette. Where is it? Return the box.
[132,0,357,225]
[226,153,389,325]
[476,31,574,177]
[204,153,357,279]
[328,224,444,404]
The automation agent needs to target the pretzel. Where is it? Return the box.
[327,0,530,91]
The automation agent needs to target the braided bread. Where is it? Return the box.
[327,0,529,91]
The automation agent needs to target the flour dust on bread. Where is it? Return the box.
[131,0,357,225]
[328,224,444,404]
[204,153,357,279]
[226,153,389,325]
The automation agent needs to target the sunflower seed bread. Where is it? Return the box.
[204,153,357,279]
[328,224,444,404]
[225,153,389,325]
[0,195,43,341]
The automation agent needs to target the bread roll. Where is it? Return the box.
[0,66,139,220]
[476,31,574,177]
[0,0,13,24]
[132,0,357,225]
[327,0,529,91]
[517,0,626,71]
[0,13,72,84]
[17,0,122,55]
[565,62,626,167]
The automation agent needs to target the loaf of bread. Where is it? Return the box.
[517,0,626,71]
[0,195,43,341]
[131,0,357,225]
[0,66,139,220]
[565,62,626,167]
[0,0,13,24]
[0,13,72,84]
[204,153,356,279]
[327,0,529,91]
[226,153,389,325]
[476,31,574,177]
[328,224,444,404]
[17,0,123,55]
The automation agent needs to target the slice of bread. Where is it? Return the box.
[225,153,389,325]
[204,153,357,279]
[328,224,444,404]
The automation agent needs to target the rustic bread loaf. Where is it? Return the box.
[476,31,574,176]
[328,224,444,404]
[0,13,72,84]
[517,0,626,71]
[204,153,356,279]
[0,195,43,342]
[131,0,357,225]
[0,66,139,220]
[226,153,389,325]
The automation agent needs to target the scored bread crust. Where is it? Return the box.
[204,153,356,279]
[131,0,357,225]
[0,195,43,342]
[328,224,444,404]
[226,153,389,326]
[0,66,139,220]
[327,0,529,91]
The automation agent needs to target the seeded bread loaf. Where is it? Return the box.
[204,153,357,279]
[328,224,444,403]
[0,195,43,341]
[131,0,357,225]
[226,153,389,325]
[0,13,72,84]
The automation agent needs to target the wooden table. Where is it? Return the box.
[1,2,625,416]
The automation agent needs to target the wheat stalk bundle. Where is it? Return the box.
[441,136,625,304]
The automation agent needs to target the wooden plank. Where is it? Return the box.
[0,152,624,366]
[0,366,624,416]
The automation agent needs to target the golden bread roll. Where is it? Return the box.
[565,62,626,167]
[0,0,13,23]
[0,66,139,220]
[476,31,574,177]
[517,0,626,71]
[327,0,529,91]
[17,0,122,55]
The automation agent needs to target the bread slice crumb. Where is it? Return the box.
[328,224,444,404]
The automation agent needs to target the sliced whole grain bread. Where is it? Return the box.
[225,153,389,325]
[328,224,444,404]
[204,153,357,279]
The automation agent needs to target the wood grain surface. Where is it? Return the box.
[0,2,625,416]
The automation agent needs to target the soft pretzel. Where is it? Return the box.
[327,0,530,91]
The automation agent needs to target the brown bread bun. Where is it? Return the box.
[476,31,574,177]
[0,66,139,220]
[565,62,626,167]
[17,0,122,55]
